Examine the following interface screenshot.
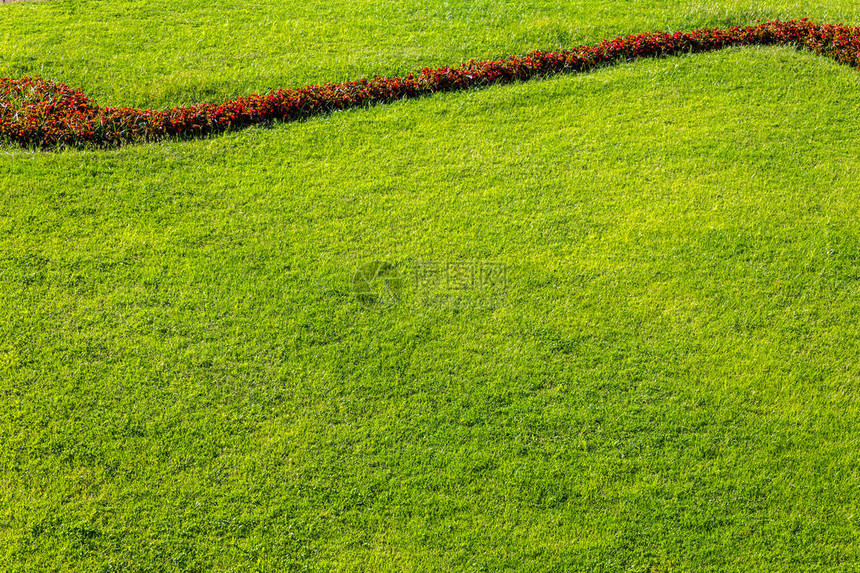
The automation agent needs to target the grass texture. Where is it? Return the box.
[1,1,860,571]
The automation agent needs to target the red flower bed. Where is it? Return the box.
[2,19,859,149]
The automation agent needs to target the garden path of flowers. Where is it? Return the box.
[2,19,859,149]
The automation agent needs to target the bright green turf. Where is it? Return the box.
[2,1,860,571]
[1,0,859,108]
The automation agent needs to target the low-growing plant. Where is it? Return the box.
[2,18,860,148]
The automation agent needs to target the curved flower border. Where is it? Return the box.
[2,19,859,149]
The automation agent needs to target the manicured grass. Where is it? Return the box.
[2,1,860,571]
[1,0,859,108]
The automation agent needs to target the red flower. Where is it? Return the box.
[2,19,859,148]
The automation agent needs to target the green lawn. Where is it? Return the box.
[2,1,860,571]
